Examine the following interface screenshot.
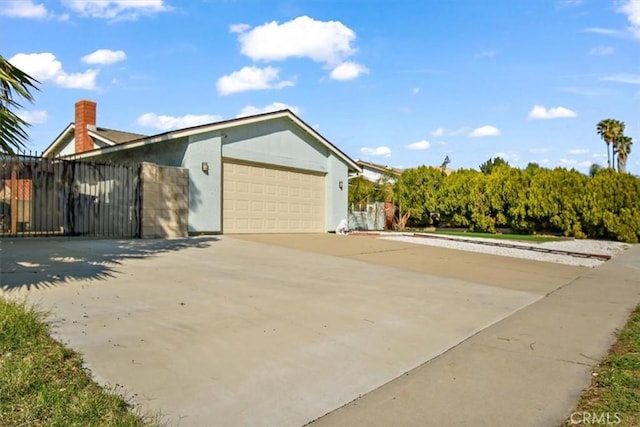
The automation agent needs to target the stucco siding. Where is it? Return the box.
[327,155,349,230]
[221,118,329,173]
[94,138,188,167]
[184,132,222,233]
[58,139,76,156]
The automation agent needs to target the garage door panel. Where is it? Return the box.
[223,160,325,233]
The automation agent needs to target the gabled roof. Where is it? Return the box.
[357,160,403,176]
[43,123,74,156]
[42,124,147,156]
[93,127,146,144]
[62,110,361,173]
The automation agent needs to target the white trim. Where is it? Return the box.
[87,130,116,146]
[63,110,362,172]
[43,123,74,156]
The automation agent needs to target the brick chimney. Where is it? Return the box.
[74,99,96,153]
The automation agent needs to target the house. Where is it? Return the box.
[44,100,361,235]
[356,160,402,183]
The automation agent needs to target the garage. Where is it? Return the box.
[53,107,360,234]
[222,159,326,233]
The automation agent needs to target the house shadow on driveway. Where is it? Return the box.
[0,237,218,292]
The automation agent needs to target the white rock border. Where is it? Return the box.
[378,234,632,268]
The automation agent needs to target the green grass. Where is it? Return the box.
[565,305,640,426]
[424,230,561,242]
[0,297,158,427]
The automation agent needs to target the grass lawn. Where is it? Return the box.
[423,229,561,243]
[565,305,640,426]
[0,298,157,426]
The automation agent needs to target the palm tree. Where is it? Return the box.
[615,135,633,174]
[0,54,39,154]
[597,119,625,169]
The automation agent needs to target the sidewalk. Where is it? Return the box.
[309,245,640,427]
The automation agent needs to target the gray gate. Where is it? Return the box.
[1,153,141,237]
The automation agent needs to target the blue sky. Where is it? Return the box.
[2,0,639,174]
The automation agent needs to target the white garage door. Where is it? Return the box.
[223,160,326,233]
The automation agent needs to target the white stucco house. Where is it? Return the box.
[44,100,361,234]
[356,160,402,183]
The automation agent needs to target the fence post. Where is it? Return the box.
[10,163,17,234]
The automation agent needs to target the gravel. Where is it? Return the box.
[378,233,633,267]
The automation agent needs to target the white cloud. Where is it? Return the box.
[9,52,98,90]
[617,0,640,38]
[431,127,467,137]
[528,105,577,119]
[61,0,170,20]
[1,0,47,18]
[560,158,592,169]
[361,146,391,157]
[330,62,368,81]
[469,125,501,137]
[216,66,294,95]
[17,110,48,124]
[601,74,640,84]
[580,27,623,36]
[229,23,250,33]
[82,49,127,65]
[236,102,300,118]
[55,70,99,89]
[136,113,222,131]
[588,46,615,55]
[567,148,590,155]
[233,16,357,65]
[412,87,420,95]
[405,140,431,150]
[494,151,520,162]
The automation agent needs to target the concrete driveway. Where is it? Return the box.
[0,235,591,426]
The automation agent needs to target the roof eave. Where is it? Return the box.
[42,123,74,157]
[65,111,362,173]
[87,130,117,146]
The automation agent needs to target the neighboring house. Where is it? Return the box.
[356,160,402,183]
[45,101,146,156]
[0,176,32,233]
[44,100,361,235]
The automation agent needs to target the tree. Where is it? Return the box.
[393,166,445,230]
[348,176,375,212]
[0,54,39,154]
[440,155,450,171]
[479,157,509,175]
[597,119,625,169]
[615,135,633,174]
[589,163,603,178]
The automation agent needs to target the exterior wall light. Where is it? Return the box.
[202,162,209,174]
[339,180,344,190]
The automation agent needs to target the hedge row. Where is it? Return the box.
[390,165,640,243]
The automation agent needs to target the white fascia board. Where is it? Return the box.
[87,130,116,146]
[42,123,74,156]
[68,111,362,173]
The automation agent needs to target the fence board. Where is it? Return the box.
[0,153,140,238]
